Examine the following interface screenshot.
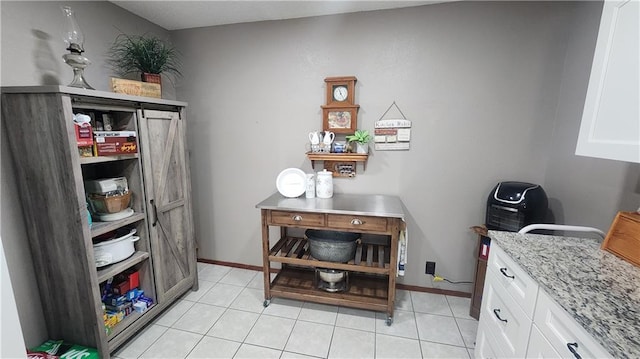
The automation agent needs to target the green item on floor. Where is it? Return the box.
[29,340,99,359]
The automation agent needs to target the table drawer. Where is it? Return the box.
[270,211,325,227]
[327,214,388,232]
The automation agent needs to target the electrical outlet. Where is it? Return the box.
[425,261,436,275]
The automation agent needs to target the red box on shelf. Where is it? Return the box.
[75,122,93,147]
[112,280,129,295]
[94,131,138,156]
[127,270,139,289]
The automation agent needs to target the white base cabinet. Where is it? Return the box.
[532,289,610,359]
[527,325,561,359]
[476,242,610,358]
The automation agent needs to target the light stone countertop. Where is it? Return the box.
[489,230,640,359]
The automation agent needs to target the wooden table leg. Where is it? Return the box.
[261,209,272,306]
[386,220,401,325]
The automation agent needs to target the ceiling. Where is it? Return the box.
[110,1,445,30]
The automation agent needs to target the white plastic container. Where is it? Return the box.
[93,228,139,267]
[305,173,315,198]
[316,169,333,198]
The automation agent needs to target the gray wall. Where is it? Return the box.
[2,0,638,350]
[542,2,640,231]
[0,0,173,348]
[171,1,605,292]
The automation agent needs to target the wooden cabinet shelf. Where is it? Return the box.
[96,251,150,283]
[80,154,139,165]
[90,213,146,238]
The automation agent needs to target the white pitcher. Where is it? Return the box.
[309,131,322,145]
[323,131,335,146]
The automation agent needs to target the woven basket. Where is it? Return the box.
[88,192,131,214]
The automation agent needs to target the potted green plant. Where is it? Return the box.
[346,130,372,154]
[107,33,182,85]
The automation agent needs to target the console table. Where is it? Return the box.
[256,193,406,324]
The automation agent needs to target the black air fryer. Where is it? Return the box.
[485,181,548,232]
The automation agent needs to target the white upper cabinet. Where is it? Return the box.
[575,0,639,163]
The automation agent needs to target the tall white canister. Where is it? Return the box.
[316,169,333,198]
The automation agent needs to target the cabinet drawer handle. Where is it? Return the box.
[292,215,302,221]
[493,309,508,323]
[499,267,515,279]
[567,343,582,359]
[350,218,363,225]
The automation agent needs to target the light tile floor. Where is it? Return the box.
[113,263,477,359]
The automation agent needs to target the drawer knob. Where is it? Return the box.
[567,343,582,359]
[499,267,515,279]
[493,309,508,323]
[351,218,363,225]
[292,215,302,221]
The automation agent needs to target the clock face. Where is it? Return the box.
[333,86,348,102]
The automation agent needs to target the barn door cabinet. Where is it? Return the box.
[1,86,197,358]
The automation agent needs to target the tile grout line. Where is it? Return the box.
[137,264,476,358]
[445,295,473,358]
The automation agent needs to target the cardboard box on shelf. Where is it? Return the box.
[110,78,161,99]
[75,122,93,147]
[94,131,138,156]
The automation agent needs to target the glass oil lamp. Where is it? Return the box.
[61,6,94,89]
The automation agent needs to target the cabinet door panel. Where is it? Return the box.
[533,290,611,358]
[139,109,196,303]
[487,244,538,317]
[526,325,561,358]
[576,0,639,162]
[481,270,532,358]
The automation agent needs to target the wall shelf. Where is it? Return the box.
[305,152,368,176]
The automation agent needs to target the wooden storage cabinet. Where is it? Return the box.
[1,86,197,358]
[256,193,406,324]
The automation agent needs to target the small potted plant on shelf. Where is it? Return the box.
[107,33,182,86]
[346,130,372,154]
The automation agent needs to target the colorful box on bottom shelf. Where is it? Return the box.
[28,340,98,359]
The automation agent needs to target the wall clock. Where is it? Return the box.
[324,76,357,106]
[322,76,359,133]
